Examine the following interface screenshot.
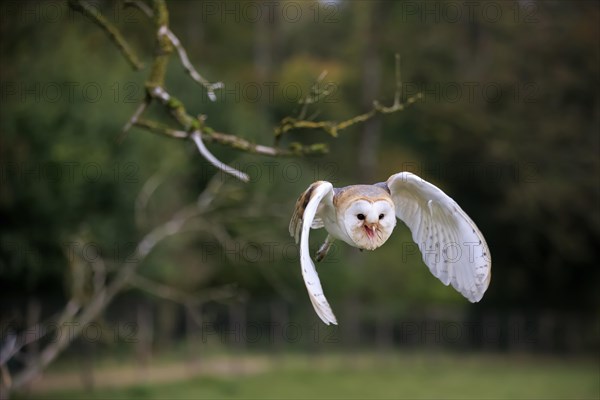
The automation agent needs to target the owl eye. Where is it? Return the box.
[379,214,385,220]
[357,214,365,220]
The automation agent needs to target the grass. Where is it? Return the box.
[21,351,599,400]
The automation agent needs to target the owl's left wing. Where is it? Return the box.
[386,172,491,302]
[289,182,328,243]
[289,181,337,325]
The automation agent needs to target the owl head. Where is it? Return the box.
[339,186,396,250]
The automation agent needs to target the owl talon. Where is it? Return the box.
[316,235,334,262]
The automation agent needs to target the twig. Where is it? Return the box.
[298,70,329,120]
[127,0,222,101]
[191,131,249,183]
[394,53,402,107]
[120,99,149,140]
[68,0,144,70]
[196,173,225,209]
[135,171,164,228]
[275,53,422,139]
[163,29,224,101]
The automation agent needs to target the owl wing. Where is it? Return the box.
[386,172,491,302]
[289,181,338,325]
[289,182,329,242]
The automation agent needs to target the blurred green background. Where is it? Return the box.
[1,1,598,399]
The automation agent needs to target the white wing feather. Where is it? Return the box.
[387,172,491,302]
[298,182,338,325]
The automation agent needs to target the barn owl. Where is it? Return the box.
[289,172,491,325]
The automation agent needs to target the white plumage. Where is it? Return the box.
[289,172,491,325]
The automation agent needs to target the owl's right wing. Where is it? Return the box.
[289,181,338,325]
[386,172,491,302]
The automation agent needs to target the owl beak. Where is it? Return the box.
[363,223,377,239]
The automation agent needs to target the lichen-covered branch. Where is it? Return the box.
[70,0,419,180]
[133,118,328,156]
[275,54,423,140]
[147,0,172,87]
[68,0,144,70]
[124,0,222,100]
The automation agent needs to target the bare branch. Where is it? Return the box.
[1,300,81,368]
[8,176,226,391]
[129,275,235,305]
[2,299,81,391]
[90,252,107,297]
[68,0,144,70]
[191,131,249,183]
